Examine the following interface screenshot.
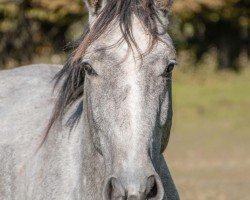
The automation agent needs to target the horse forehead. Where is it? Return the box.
[101,17,156,53]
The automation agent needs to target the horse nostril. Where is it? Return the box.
[103,177,125,200]
[145,175,164,200]
[145,175,157,198]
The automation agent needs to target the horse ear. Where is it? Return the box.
[83,0,107,22]
[155,0,173,11]
[154,0,173,27]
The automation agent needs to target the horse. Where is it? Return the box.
[0,0,179,199]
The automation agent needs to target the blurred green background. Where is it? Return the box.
[0,0,249,199]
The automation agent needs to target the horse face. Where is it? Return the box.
[81,0,175,199]
[82,21,175,200]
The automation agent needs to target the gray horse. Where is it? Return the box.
[0,0,179,199]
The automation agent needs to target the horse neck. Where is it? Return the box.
[37,107,105,198]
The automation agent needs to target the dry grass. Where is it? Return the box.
[164,63,250,199]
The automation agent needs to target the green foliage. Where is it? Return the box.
[0,0,248,70]
[0,0,85,68]
[171,0,249,71]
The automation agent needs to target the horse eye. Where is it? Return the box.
[162,60,177,77]
[83,63,97,75]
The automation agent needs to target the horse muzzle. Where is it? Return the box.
[103,173,164,200]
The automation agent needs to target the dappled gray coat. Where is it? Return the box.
[0,0,179,199]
